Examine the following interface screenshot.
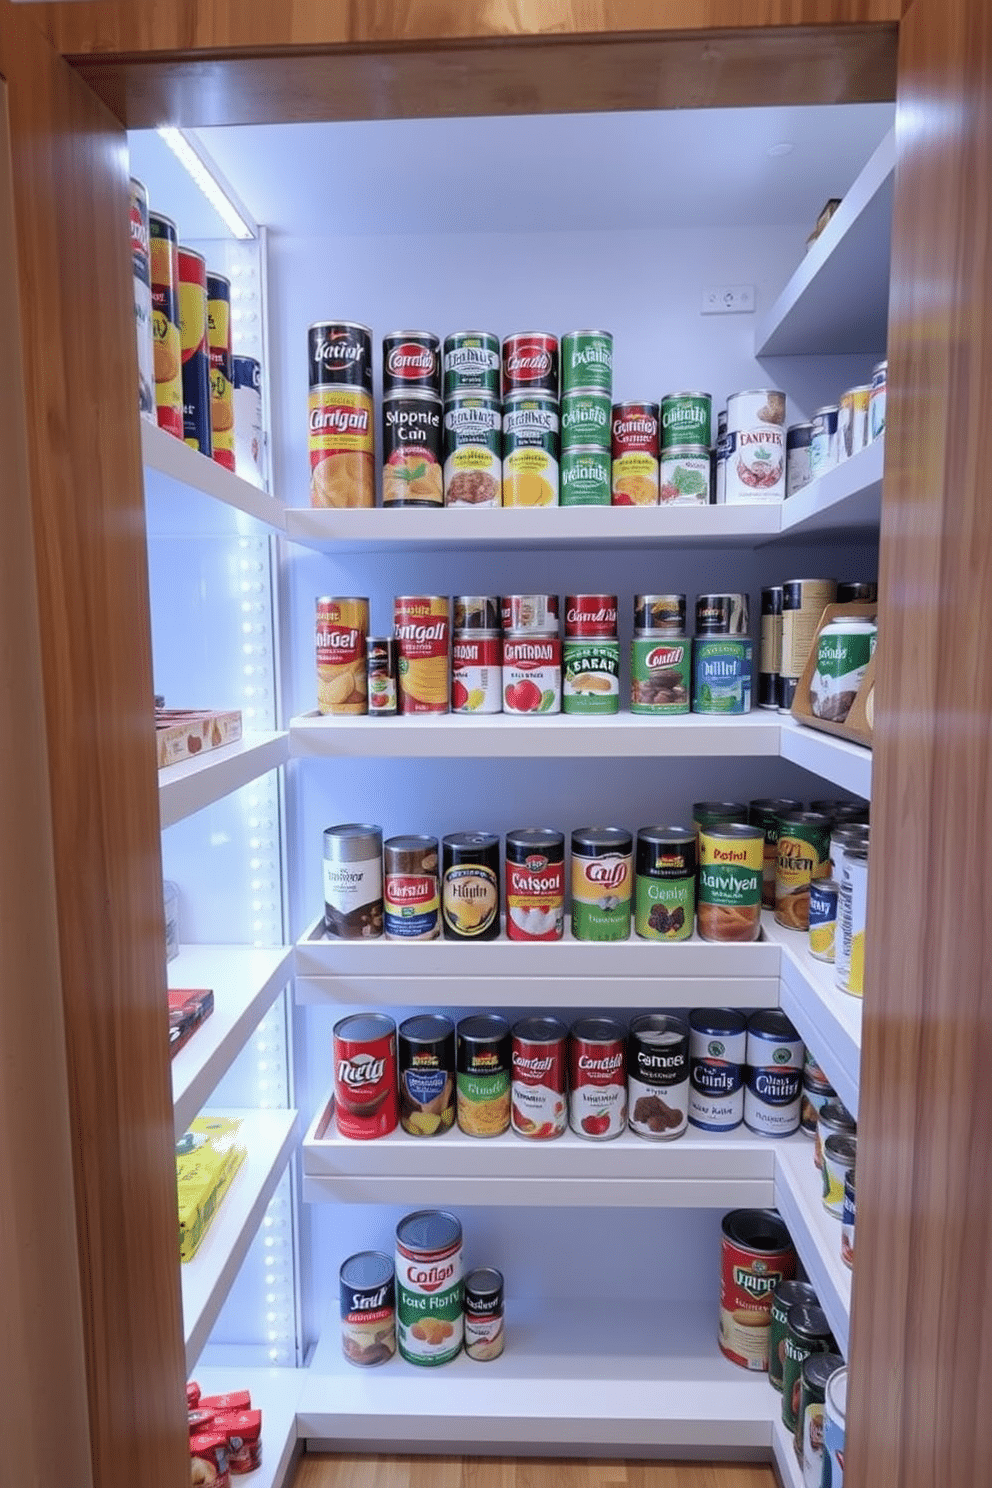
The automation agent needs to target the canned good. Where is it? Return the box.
[631,634,690,712]
[660,444,710,504]
[869,360,887,440]
[502,331,559,398]
[693,801,749,835]
[464,1268,505,1360]
[216,1413,261,1475]
[611,401,660,505]
[628,1013,689,1139]
[395,595,450,714]
[634,826,696,940]
[383,835,440,941]
[800,1074,836,1136]
[775,811,833,931]
[395,1210,463,1365]
[744,1009,803,1137]
[561,389,612,450]
[308,321,374,508]
[443,395,502,507]
[457,1014,511,1137]
[815,1099,856,1171]
[822,1133,858,1217]
[453,596,501,631]
[633,594,686,635]
[129,179,155,423]
[561,329,613,394]
[749,798,803,911]
[309,320,373,389]
[829,818,870,876]
[841,1170,856,1268]
[443,330,500,396]
[786,423,814,498]
[560,446,611,506]
[382,393,443,506]
[188,1410,214,1436]
[511,1016,568,1138]
[501,594,559,634]
[838,385,871,460]
[805,1047,830,1082]
[661,391,712,450]
[781,1304,835,1437]
[810,405,840,480]
[714,429,729,504]
[323,824,383,939]
[569,1016,627,1139]
[779,580,838,711]
[769,1279,819,1392]
[808,878,839,962]
[698,825,763,943]
[811,618,877,722]
[333,1012,398,1140]
[398,1014,455,1136]
[367,636,398,716]
[824,1366,847,1488]
[801,1352,845,1486]
[562,637,621,714]
[502,393,559,506]
[148,211,183,438]
[316,596,369,715]
[571,827,633,941]
[693,637,753,714]
[505,828,565,942]
[836,844,869,995]
[695,593,750,636]
[725,389,787,503]
[718,1208,797,1370]
[442,832,500,941]
[727,388,787,432]
[382,330,441,397]
[178,247,212,455]
[564,594,618,637]
[688,1008,747,1132]
[190,1434,230,1487]
[502,634,561,714]
[452,631,502,714]
[759,587,783,709]
[205,274,235,472]
[233,355,264,487]
[340,1250,396,1366]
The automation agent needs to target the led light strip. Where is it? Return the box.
[157,127,256,241]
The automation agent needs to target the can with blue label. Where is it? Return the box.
[688,1008,747,1131]
[693,636,753,714]
[823,1366,847,1488]
[744,1009,804,1137]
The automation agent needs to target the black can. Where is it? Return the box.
[782,1304,836,1437]
[453,596,502,632]
[810,798,871,825]
[456,1014,512,1137]
[464,1267,505,1361]
[695,593,750,636]
[633,594,686,635]
[308,320,373,390]
[633,826,696,941]
[799,1351,845,1474]
[442,832,500,941]
[381,392,443,507]
[628,1013,690,1139]
[398,1014,455,1136]
[340,1250,396,1367]
[836,580,878,603]
[759,586,783,709]
[769,1279,819,1392]
[382,330,441,396]
[367,636,397,716]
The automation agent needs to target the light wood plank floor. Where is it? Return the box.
[292,1456,778,1488]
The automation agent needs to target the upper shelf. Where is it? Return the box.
[755,127,895,356]
[159,731,289,829]
[141,421,285,534]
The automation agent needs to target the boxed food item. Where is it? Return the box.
[176,1116,246,1263]
[168,988,215,1058]
[155,708,242,769]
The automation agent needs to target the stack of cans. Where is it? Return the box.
[442,332,502,507]
[660,393,712,504]
[501,332,561,506]
[559,331,614,506]
[381,332,443,507]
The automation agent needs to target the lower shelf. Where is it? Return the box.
[192,1361,302,1488]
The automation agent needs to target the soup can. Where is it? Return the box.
[441,832,500,941]
[811,618,877,723]
[395,1210,463,1365]
[569,1016,627,1139]
[206,272,235,471]
[398,1014,456,1136]
[308,321,374,508]
[725,389,786,503]
[561,389,612,450]
[560,446,611,506]
[316,596,369,715]
[502,393,559,506]
[661,391,712,450]
[808,877,839,962]
[502,594,559,633]
[178,247,212,455]
[562,637,620,714]
[775,811,833,931]
[456,1014,511,1137]
[367,636,398,716]
[565,594,618,637]
[769,1279,819,1392]
[323,823,383,940]
[801,1352,845,1486]
[340,1250,396,1367]
[696,593,750,636]
[693,801,749,835]
[384,834,440,941]
[836,843,870,995]
[233,355,264,487]
[129,178,155,423]
[815,1099,857,1171]
[634,826,696,940]
[779,579,838,710]
[502,634,561,714]
[382,392,443,506]
[634,594,686,635]
[841,1170,856,1268]
[452,631,502,714]
[810,405,840,480]
[443,330,500,396]
[688,1008,747,1132]
[693,636,753,714]
[382,330,441,397]
[511,1015,568,1138]
[749,798,803,911]
[561,329,613,394]
[611,401,660,505]
[570,826,633,941]
[838,384,871,460]
[395,595,450,714]
[698,824,763,942]
[660,444,710,504]
[333,1012,397,1140]
[718,1208,796,1370]
[628,1013,690,1139]
[822,1133,858,1217]
[800,1073,836,1136]
[824,1366,847,1488]
[464,1268,505,1360]
[502,330,559,398]
[631,634,691,713]
[443,394,502,507]
[744,1010,803,1138]
[759,586,783,709]
[505,828,565,942]
[786,422,814,497]
[869,360,887,440]
[148,211,183,438]
[454,596,501,631]
[781,1304,835,1437]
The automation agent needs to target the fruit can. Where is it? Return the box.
[661,391,712,450]
[502,393,559,506]
[395,1210,464,1365]
[801,1352,845,1487]
[442,832,500,941]
[367,636,398,716]
[190,1433,230,1486]
[456,1014,511,1136]
[748,797,803,910]
[759,586,783,709]
[779,578,839,711]
[382,330,441,397]
[698,824,763,942]
[501,330,559,398]
[786,422,814,497]
[775,811,832,931]
[630,636,691,711]
[453,596,501,631]
[561,329,613,394]
[633,594,685,634]
[810,405,840,479]
[808,877,839,962]
[316,596,369,715]
[452,631,502,714]
[571,826,633,941]
[569,1016,627,1139]
[501,594,559,633]
[824,1367,847,1488]
[660,444,710,504]
[562,637,620,715]
[628,1013,690,1139]
[333,1012,398,1140]
[129,178,155,423]
[398,1014,456,1136]
[822,1133,858,1217]
[561,388,612,450]
[384,834,440,941]
[634,826,696,940]
[233,355,264,487]
[768,1278,819,1391]
[564,593,619,638]
[207,272,235,471]
[869,360,887,441]
[692,636,753,714]
[744,1009,804,1137]
[382,392,443,506]
[340,1250,396,1367]
[443,330,500,396]
[323,823,383,939]
[811,618,877,723]
[841,1170,856,1269]
[560,446,611,506]
[696,592,750,636]
[148,212,183,438]
[781,1304,835,1437]
[815,1100,857,1171]
[611,401,660,506]
[394,595,450,714]
[838,384,871,460]
[800,1073,836,1136]
[688,1007,747,1132]
[502,634,561,714]
[836,844,869,995]
[505,828,565,941]
[464,1268,505,1360]
[718,1208,797,1370]
[443,394,502,507]
[511,1015,568,1138]
[178,246,212,455]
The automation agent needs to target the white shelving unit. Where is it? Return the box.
[774,1140,852,1357]
[779,716,872,799]
[778,437,884,540]
[771,1419,804,1488]
[142,421,285,532]
[773,926,861,1117]
[159,731,289,829]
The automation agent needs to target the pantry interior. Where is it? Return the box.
[132,93,895,1484]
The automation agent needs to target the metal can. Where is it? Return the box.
[822,1134,858,1217]
[562,637,620,715]
[810,405,840,480]
[233,355,264,487]
[692,801,749,835]
[628,1013,689,1139]
[688,1008,747,1132]
[442,832,500,941]
[453,596,501,631]
[837,581,878,604]
[309,320,373,389]
[781,1304,835,1437]
[560,446,611,506]
[695,593,750,636]
[443,394,502,508]
[511,1015,568,1138]
[316,596,369,715]
[786,423,814,497]
[398,1014,455,1136]
[693,637,753,714]
[443,330,500,396]
[775,811,833,931]
[395,1210,463,1365]
[869,360,887,441]
[464,1268,505,1360]
[801,1352,845,1487]
[501,594,559,634]
[838,384,871,460]
[661,391,712,450]
[571,827,633,941]
[726,388,787,432]
[323,824,383,940]
[569,1016,627,1139]
[824,1367,847,1488]
[718,1208,797,1371]
[129,178,155,423]
[841,1170,856,1268]
[634,594,686,635]
[630,634,690,713]
[177,247,212,455]
[340,1250,396,1366]
[725,389,786,503]
[815,1099,856,1171]
[759,586,783,709]
[382,392,443,506]
[836,844,870,995]
[565,594,618,637]
[769,1279,819,1392]
[830,817,870,876]
[744,1009,804,1137]
[749,798,803,911]
[561,329,613,394]
[451,631,502,714]
[367,636,398,716]
[660,444,710,504]
[456,1014,511,1137]
[501,330,559,398]
[502,393,559,506]
[382,330,441,397]
[308,321,374,508]
[333,1012,398,1140]
[811,618,877,722]
[206,272,234,471]
[394,595,450,714]
[779,579,838,711]
[800,1073,836,1136]
[634,826,696,940]
[698,826,763,944]
[502,634,561,714]
[808,878,839,962]
[384,835,440,941]
[611,401,660,506]
[561,388,612,450]
[505,828,565,942]
[148,211,183,437]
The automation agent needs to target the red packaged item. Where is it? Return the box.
[198,1391,251,1414]
[212,1410,263,1474]
[186,1380,201,1409]
[511,1017,568,1139]
[564,594,619,638]
[169,988,215,1058]
[188,1408,215,1435]
[190,1432,230,1487]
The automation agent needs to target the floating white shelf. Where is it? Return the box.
[142,420,285,532]
[159,731,288,829]
[774,1140,851,1358]
[771,924,861,1118]
[779,715,872,799]
[778,437,884,540]
[182,1108,299,1370]
[170,945,293,1136]
[771,1418,805,1488]
[755,126,895,356]
[192,1363,302,1488]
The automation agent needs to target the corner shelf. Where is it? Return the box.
[771,924,861,1118]
[779,715,872,799]
[777,437,884,541]
[774,1139,851,1358]
[142,420,285,533]
[159,731,288,828]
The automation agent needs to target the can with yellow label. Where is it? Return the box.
[442,834,500,941]
[775,811,832,932]
[207,272,235,471]
[394,595,450,714]
[178,246,212,455]
[148,212,183,439]
[502,393,559,506]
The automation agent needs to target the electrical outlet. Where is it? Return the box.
[701,285,755,315]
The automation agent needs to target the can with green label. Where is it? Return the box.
[562,637,620,714]
[443,330,500,396]
[630,636,691,714]
[660,444,711,504]
[634,827,697,940]
[443,394,502,508]
[395,1209,464,1365]
[561,329,613,394]
[560,446,611,506]
[698,824,763,943]
[661,391,712,450]
[693,637,753,714]
[561,388,612,450]
[502,393,559,507]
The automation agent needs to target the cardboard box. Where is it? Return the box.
[790,602,877,748]
[177,1116,246,1263]
[168,987,215,1059]
[156,708,243,769]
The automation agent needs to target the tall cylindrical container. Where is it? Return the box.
[207,272,235,470]
[148,211,183,438]
[129,177,156,423]
[177,246,212,455]
[395,1210,464,1366]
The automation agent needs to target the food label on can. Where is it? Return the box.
[787,441,813,498]
[395,597,450,714]
[316,597,369,715]
[560,447,611,505]
[744,1063,803,1136]
[452,633,502,713]
[811,624,875,722]
[561,390,612,449]
[628,1024,689,1138]
[810,409,840,479]
[693,638,753,714]
[341,1268,396,1367]
[443,397,502,507]
[334,1025,397,1140]
[385,874,440,941]
[382,396,443,506]
[839,386,871,459]
[569,1036,626,1138]
[383,335,440,395]
[512,1036,567,1138]
[688,1034,745,1132]
[465,1303,505,1359]
[130,182,155,422]
[502,333,559,397]
[396,1246,463,1366]
[502,397,559,506]
[776,821,831,931]
[634,870,694,940]
[571,852,632,941]
[630,638,691,714]
[660,446,710,504]
[149,216,183,436]
[565,595,618,636]
[442,864,499,938]
[506,853,565,942]
[178,255,212,455]
[443,332,500,396]
[803,1398,828,1488]
[502,635,561,714]
[808,879,838,962]
[233,355,264,486]
[562,638,620,713]
[661,393,711,449]
[837,854,868,996]
[725,426,785,503]
[324,856,382,939]
[309,386,374,508]
[719,1234,796,1371]
[457,1054,511,1137]
[400,1053,455,1136]
[697,830,762,942]
[562,331,613,393]
[612,403,659,506]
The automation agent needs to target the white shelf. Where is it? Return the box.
[774,1140,851,1358]
[755,127,895,355]
[770,923,861,1117]
[192,1363,302,1488]
[159,731,288,828]
[182,1108,299,1370]
[170,945,293,1136]
[778,437,884,540]
[771,1418,804,1488]
[779,715,872,798]
[142,420,285,532]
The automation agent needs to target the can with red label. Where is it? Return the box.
[511,1015,568,1138]
[384,835,440,941]
[505,827,565,941]
[178,246,212,456]
[564,594,619,638]
[333,1012,398,1140]
[316,596,369,715]
[394,595,450,713]
[382,330,441,397]
[502,330,559,398]
[719,1208,797,1370]
[382,393,443,506]
[501,594,559,634]
[452,631,502,714]
[190,1434,230,1488]
[569,1017,627,1138]
[502,634,561,714]
[612,401,660,506]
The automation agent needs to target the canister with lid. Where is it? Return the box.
[443,330,500,396]
[367,636,398,716]
[695,593,750,636]
[838,384,871,459]
[332,1012,398,1140]
[511,1016,568,1138]
[836,843,869,996]
[692,801,749,834]
[779,579,838,711]
[786,422,814,497]
[569,1016,627,1139]
[634,594,686,635]
[561,329,613,394]
[808,877,839,962]
[323,824,383,939]
[801,1071,836,1136]
[718,1208,797,1371]
[823,1365,847,1488]
[811,618,877,723]
[775,810,832,932]
[395,1209,464,1366]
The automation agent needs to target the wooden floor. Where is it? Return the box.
[292,1457,778,1488]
